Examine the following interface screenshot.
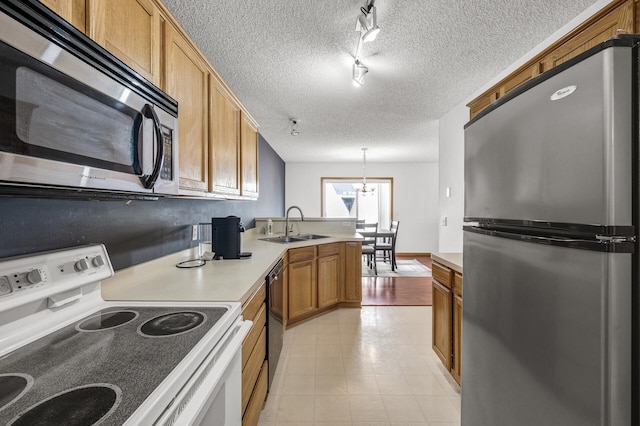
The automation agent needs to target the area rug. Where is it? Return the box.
[362,259,432,277]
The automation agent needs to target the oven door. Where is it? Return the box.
[0,9,178,195]
[152,318,252,426]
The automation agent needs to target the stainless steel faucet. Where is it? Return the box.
[285,205,304,237]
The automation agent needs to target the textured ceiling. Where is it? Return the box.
[161,0,599,163]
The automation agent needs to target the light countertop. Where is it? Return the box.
[101,231,362,305]
[431,252,463,274]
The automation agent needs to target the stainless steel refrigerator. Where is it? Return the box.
[463,36,639,426]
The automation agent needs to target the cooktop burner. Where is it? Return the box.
[0,306,228,425]
[0,374,32,412]
[76,310,139,332]
[8,384,121,426]
[138,311,205,337]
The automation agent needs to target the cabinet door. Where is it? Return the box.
[452,294,462,384]
[432,279,452,369]
[317,254,340,309]
[87,0,160,85]
[343,242,362,302]
[240,112,259,198]
[40,0,86,32]
[163,23,209,193]
[209,75,241,196]
[287,260,316,321]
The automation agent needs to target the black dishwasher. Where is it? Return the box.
[266,258,284,388]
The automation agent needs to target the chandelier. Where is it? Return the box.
[359,147,375,194]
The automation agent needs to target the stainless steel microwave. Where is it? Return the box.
[0,1,179,196]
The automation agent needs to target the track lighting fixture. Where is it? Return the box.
[358,6,380,42]
[351,0,379,87]
[352,60,368,87]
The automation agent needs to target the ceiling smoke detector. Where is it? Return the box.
[290,119,299,136]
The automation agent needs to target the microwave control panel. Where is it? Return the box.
[161,126,173,181]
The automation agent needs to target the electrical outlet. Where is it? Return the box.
[192,225,198,240]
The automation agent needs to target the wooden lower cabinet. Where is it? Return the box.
[285,242,362,327]
[343,242,362,303]
[242,361,268,426]
[317,243,342,309]
[432,279,452,369]
[452,293,462,384]
[241,284,267,424]
[431,260,462,385]
[287,258,317,322]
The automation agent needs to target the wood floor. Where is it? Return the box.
[361,255,433,306]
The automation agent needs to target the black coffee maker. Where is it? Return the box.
[211,216,252,259]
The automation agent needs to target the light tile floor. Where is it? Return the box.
[258,306,461,426]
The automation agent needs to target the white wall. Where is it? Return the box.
[436,0,611,252]
[285,162,438,254]
[438,103,467,252]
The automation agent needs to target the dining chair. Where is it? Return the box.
[360,222,378,275]
[376,220,399,270]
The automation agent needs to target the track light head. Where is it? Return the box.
[352,60,368,87]
[361,7,380,42]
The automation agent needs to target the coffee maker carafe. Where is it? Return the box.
[211,216,251,259]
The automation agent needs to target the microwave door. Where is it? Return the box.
[0,40,155,193]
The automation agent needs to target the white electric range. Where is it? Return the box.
[0,244,251,426]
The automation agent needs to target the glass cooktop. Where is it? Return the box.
[0,306,227,425]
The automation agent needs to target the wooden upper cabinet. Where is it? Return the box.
[541,0,634,70]
[40,0,86,32]
[209,75,241,196]
[468,0,637,119]
[240,112,259,199]
[87,0,160,86]
[163,23,209,193]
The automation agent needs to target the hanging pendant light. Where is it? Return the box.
[359,147,375,194]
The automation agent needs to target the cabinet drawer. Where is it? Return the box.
[242,360,268,426]
[453,272,463,297]
[242,326,266,413]
[242,283,266,321]
[288,246,316,263]
[317,242,341,257]
[242,303,266,369]
[432,262,452,288]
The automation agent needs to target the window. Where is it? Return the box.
[321,177,393,227]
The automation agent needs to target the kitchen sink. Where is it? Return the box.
[295,234,329,240]
[260,234,329,244]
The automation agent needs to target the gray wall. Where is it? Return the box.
[0,135,285,270]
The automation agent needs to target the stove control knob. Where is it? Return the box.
[74,258,89,272]
[92,255,105,268]
[27,269,43,285]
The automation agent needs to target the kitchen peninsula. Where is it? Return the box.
[102,228,363,426]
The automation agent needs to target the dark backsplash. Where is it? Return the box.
[0,135,285,270]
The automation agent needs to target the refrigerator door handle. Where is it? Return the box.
[463,225,635,253]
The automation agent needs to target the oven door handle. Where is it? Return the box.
[139,104,164,189]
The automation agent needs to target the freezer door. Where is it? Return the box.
[462,231,632,426]
[465,45,633,226]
